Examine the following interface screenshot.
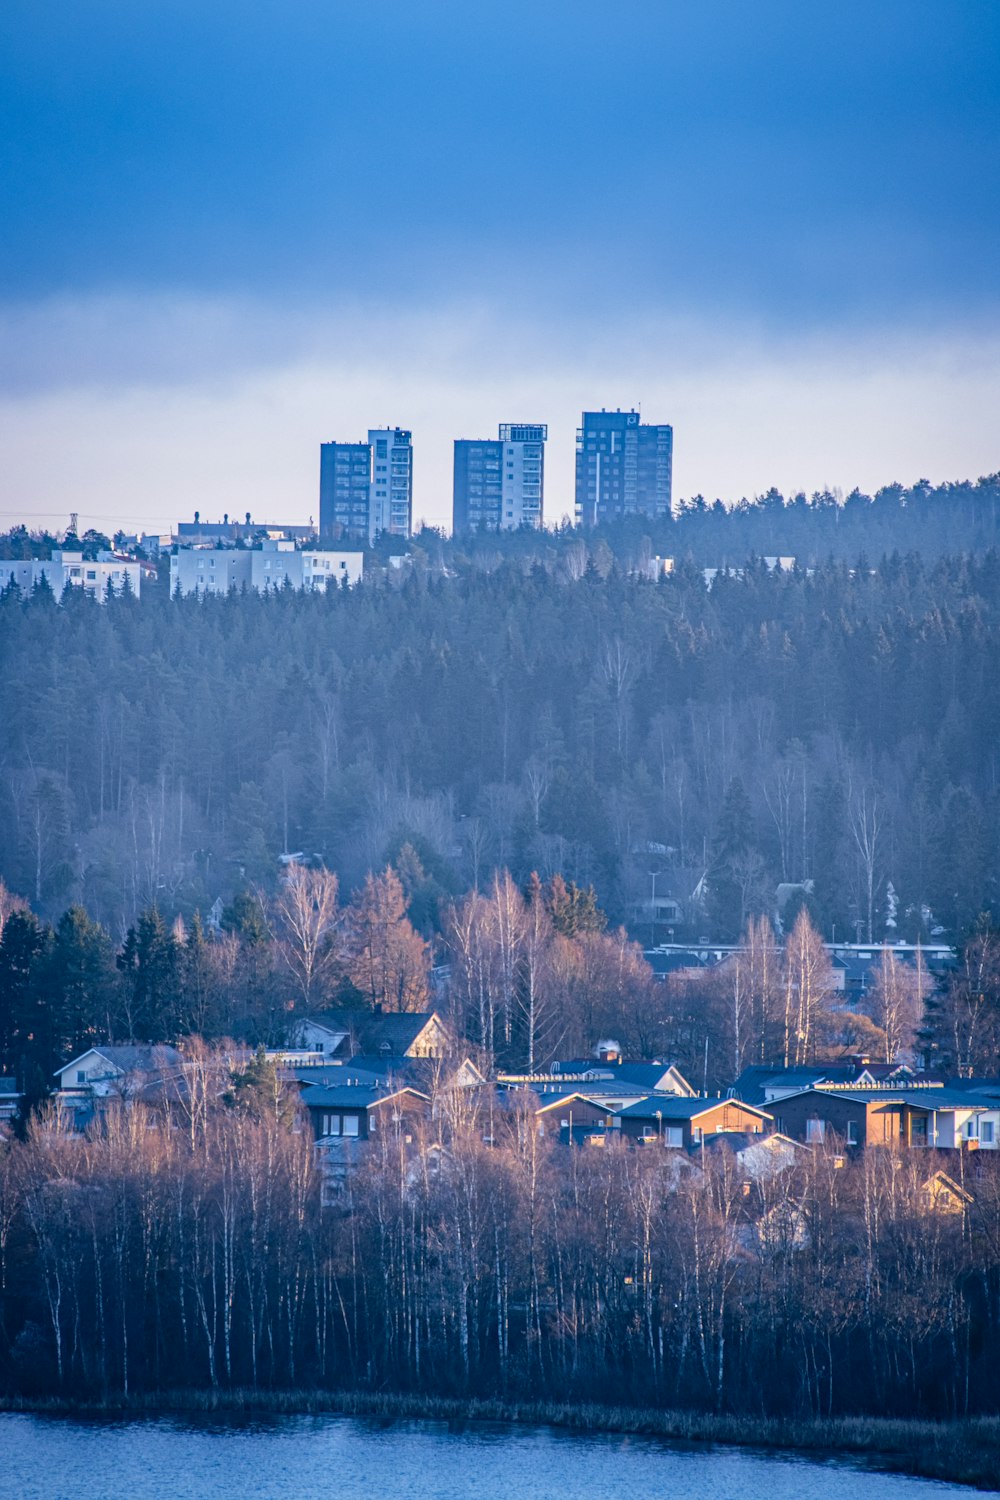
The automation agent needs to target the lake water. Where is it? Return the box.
[1,1411,978,1499]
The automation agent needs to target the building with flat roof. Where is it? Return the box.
[175,515,315,545]
[0,550,142,601]
[368,427,413,540]
[319,441,373,538]
[170,548,253,596]
[320,428,413,542]
[453,423,547,532]
[575,409,673,525]
[170,541,363,597]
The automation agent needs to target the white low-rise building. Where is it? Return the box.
[171,542,363,597]
[0,550,142,601]
[170,548,253,596]
[251,541,363,592]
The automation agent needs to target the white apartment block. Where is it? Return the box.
[499,424,546,528]
[0,550,141,601]
[252,541,363,591]
[170,549,253,596]
[368,428,413,541]
[171,542,363,597]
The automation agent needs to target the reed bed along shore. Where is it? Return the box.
[3,1390,999,1490]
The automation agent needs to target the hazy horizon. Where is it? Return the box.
[1,1,998,533]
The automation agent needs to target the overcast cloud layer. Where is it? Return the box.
[1,1,998,531]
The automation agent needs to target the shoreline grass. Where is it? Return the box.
[2,1388,998,1490]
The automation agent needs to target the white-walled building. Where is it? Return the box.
[252,541,363,592]
[170,541,363,597]
[368,427,413,540]
[170,548,253,596]
[0,550,141,601]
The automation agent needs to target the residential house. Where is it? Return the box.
[0,1077,21,1128]
[534,1092,618,1141]
[730,1061,919,1108]
[770,1084,1000,1150]
[614,1095,771,1149]
[919,1170,974,1214]
[736,1132,810,1182]
[292,1009,452,1061]
[54,1045,185,1124]
[301,1082,431,1144]
[546,1055,696,1096]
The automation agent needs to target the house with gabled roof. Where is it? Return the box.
[919,1170,974,1214]
[501,1058,695,1108]
[533,1092,618,1140]
[54,1045,186,1123]
[301,1081,431,1144]
[614,1094,771,1150]
[293,1009,452,1061]
[736,1132,810,1181]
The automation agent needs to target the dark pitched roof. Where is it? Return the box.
[306,1010,447,1055]
[291,1064,385,1089]
[618,1095,771,1122]
[359,1012,443,1051]
[790,1084,1000,1111]
[300,1083,386,1109]
[730,1065,828,1105]
[946,1077,1000,1097]
[550,1059,617,1077]
[614,1062,690,1091]
[57,1044,183,1078]
[301,1082,430,1110]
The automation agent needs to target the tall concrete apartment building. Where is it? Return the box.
[574,409,673,525]
[319,428,413,543]
[453,423,547,531]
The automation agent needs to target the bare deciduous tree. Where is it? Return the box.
[272,862,341,1008]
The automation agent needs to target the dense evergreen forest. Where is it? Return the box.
[2,472,1000,952]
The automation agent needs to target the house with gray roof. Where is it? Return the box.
[54,1045,185,1123]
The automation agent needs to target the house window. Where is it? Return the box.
[806,1117,826,1144]
[982,1120,995,1144]
[846,1120,859,1146]
[964,1118,979,1140]
[322,1113,341,1136]
[343,1115,359,1137]
[664,1125,683,1148]
[77,1069,87,1084]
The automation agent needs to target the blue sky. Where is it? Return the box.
[1,0,998,530]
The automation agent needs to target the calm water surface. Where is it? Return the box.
[1,1411,981,1499]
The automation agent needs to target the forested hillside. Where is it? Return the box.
[1,511,999,950]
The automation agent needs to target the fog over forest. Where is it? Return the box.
[1,473,999,948]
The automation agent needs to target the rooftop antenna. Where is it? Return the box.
[69,512,79,535]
